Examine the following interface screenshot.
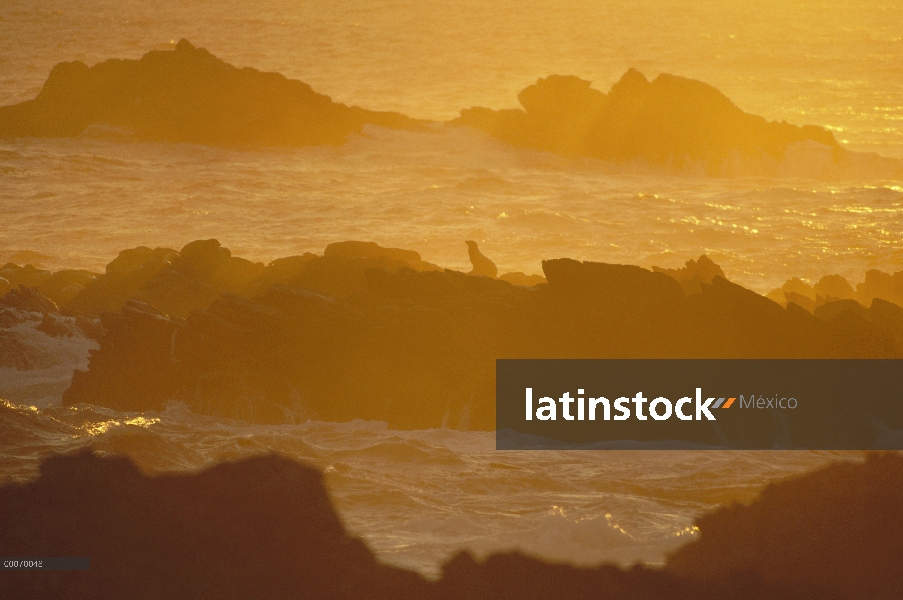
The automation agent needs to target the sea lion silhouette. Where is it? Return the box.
[465,240,498,278]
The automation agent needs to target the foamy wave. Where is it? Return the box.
[0,310,96,407]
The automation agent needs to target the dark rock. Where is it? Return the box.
[814,298,868,320]
[0,264,52,290]
[0,40,424,146]
[766,276,817,306]
[324,241,440,272]
[439,551,836,600]
[65,300,185,412]
[498,271,546,287]
[813,274,856,300]
[0,266,97,308]
[105,245,176,276]
[452,69,840,174]
[36,313,78,338]
[668,452,903,600]
[869,298,903,343]
[782,290,819,313]
[0,450,850,600]
[63,239,446,318]
[0,285,59,314]
[856,269,903,307]
[0,449,431,600]
[62,246,902,429]
[653,255,726,295]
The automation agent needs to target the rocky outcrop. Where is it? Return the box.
[652,255,726,295]
[4,239,440,319]
[0,285,60,314]
[0,39,423,146]
[0,449,855,599]
[668,452,903,600]
[0,264,96,306]
[452,70,841,174]
[768,269,903,312]
[61,244,903,428]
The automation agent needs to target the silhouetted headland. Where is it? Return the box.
[5,448,893,599]
[0,40,422,146]
[452,71,863,175]
[3,240,902,429]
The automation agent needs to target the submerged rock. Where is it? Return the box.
[0,39,423,146]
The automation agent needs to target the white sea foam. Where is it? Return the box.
[0,313,96,408]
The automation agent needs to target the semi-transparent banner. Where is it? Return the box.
[496,359,903,450]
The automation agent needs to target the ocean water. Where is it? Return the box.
[0,0,899,577]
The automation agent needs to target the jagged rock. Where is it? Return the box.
[814,298,868,320]
[783,290,820,313]
[813,274,856,300]
[668,453,903,600]
[652,255,726,295]
[0,39,423,146]
[466,241,498,278]
[453,69,839,173]
[856,269,903,307]
[766,276,817,306]
[0,285,59,314]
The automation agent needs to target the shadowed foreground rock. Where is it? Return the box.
[0,450,854,600]
[0,450,428,599]
[0,39,421,146]
[668,452,903,600]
